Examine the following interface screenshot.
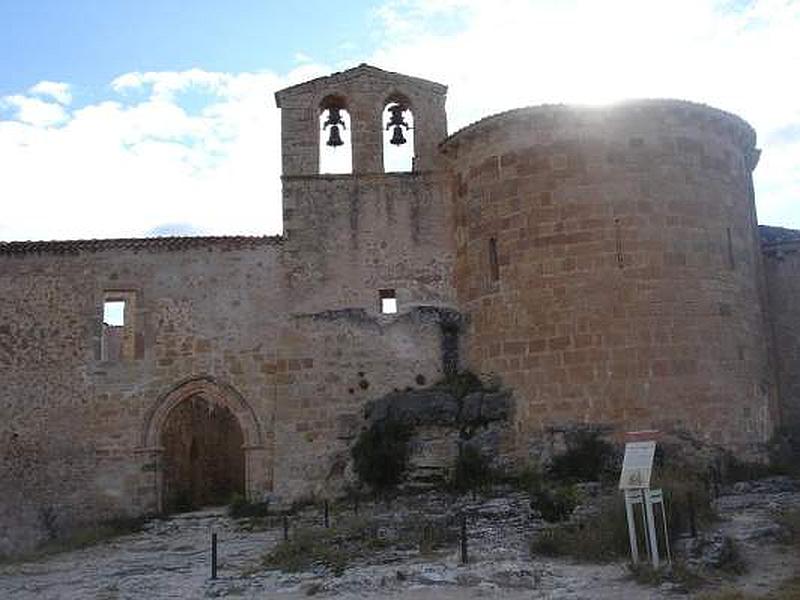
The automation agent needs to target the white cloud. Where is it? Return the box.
[368,0,800,227]
[1,95,69,127]
[29,81,72,105]
[0,69,309,241]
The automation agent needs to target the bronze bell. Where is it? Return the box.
[386,103,410,146]
[323,106,346,147]
[326,124,343,147]
[389,125,406,146]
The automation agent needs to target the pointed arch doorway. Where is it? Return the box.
[139,376,269,513]
[161,395,244,511]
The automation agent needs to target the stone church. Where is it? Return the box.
[1,64,798,554]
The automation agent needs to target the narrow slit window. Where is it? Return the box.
[726,227,736,270]
[379,289,397,314]
[489,237,500,282]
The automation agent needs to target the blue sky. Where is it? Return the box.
[1,0,798,241]
[0,1,374,95]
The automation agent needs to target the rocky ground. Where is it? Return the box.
[1,478,798,599]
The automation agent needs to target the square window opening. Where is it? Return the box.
[104,300,126,326]
[379,289,397,314]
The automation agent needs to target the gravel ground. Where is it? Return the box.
[1,479,798,599]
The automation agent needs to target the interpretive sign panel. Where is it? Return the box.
[619,440,656,490]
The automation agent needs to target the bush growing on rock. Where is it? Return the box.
[776,507,800,547]
[433,370,486,400]
[768,427,800,477]
[530,496,628,561]
[351,421,413,491]
[546,430,618,484]
[653,464,716,541]
[228,493,270,519]
[529,483,581,523]
[263,526,348,575]
[451,444,493,493]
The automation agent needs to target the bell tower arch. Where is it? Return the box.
[273,63,457,324]
[274,64,447,176]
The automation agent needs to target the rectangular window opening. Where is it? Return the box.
[101,293,136,362]
[379,289,398,314]
[104,300,126,326]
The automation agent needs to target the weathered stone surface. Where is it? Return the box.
[365,390,460,427]
[469,391,513,424]
[444,101,778,459]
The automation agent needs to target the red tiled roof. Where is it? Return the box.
[0,235,284,256]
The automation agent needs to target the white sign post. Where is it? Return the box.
[619,441,656,490]
[619,438,670,569]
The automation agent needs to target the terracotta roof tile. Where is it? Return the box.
[0,235,284,256]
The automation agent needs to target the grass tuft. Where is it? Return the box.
[0,516,147,564]
[530,497,628,562]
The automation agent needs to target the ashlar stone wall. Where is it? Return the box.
[442,101,776,457]
[763,236,800,433]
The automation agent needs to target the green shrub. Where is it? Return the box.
[530,497,628,561]
[263,517,390,576]
[414,519,457,556]
[264,527,347,575]
[433,370,485,399]
[508,462,544,492]
[547,430,618,483]
[768,427,800,477]
[696,576,800,600]
[228,493,270,519]
[171,490,196,513]
[529,483,582,523]
[721,454,775,483]
[715,535,748,575]
[628,562,705,592]
[451,444,493,493]
[776,507,800,546]
[1,515,148,563]
[653,465,716,541]
[351,421,413,491]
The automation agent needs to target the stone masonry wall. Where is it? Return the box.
[0,240,283,554]
[443,101,776,456]
[763,237,800,433]
[0,232,453,554]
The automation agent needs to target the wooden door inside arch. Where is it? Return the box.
[161,394,245,512]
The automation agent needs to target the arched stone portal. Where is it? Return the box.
[161,396,245,511]
[138,376,269,513]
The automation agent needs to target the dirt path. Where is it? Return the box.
[0,506,667,600]
[0,509,277,599]
[1,480,798,599]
